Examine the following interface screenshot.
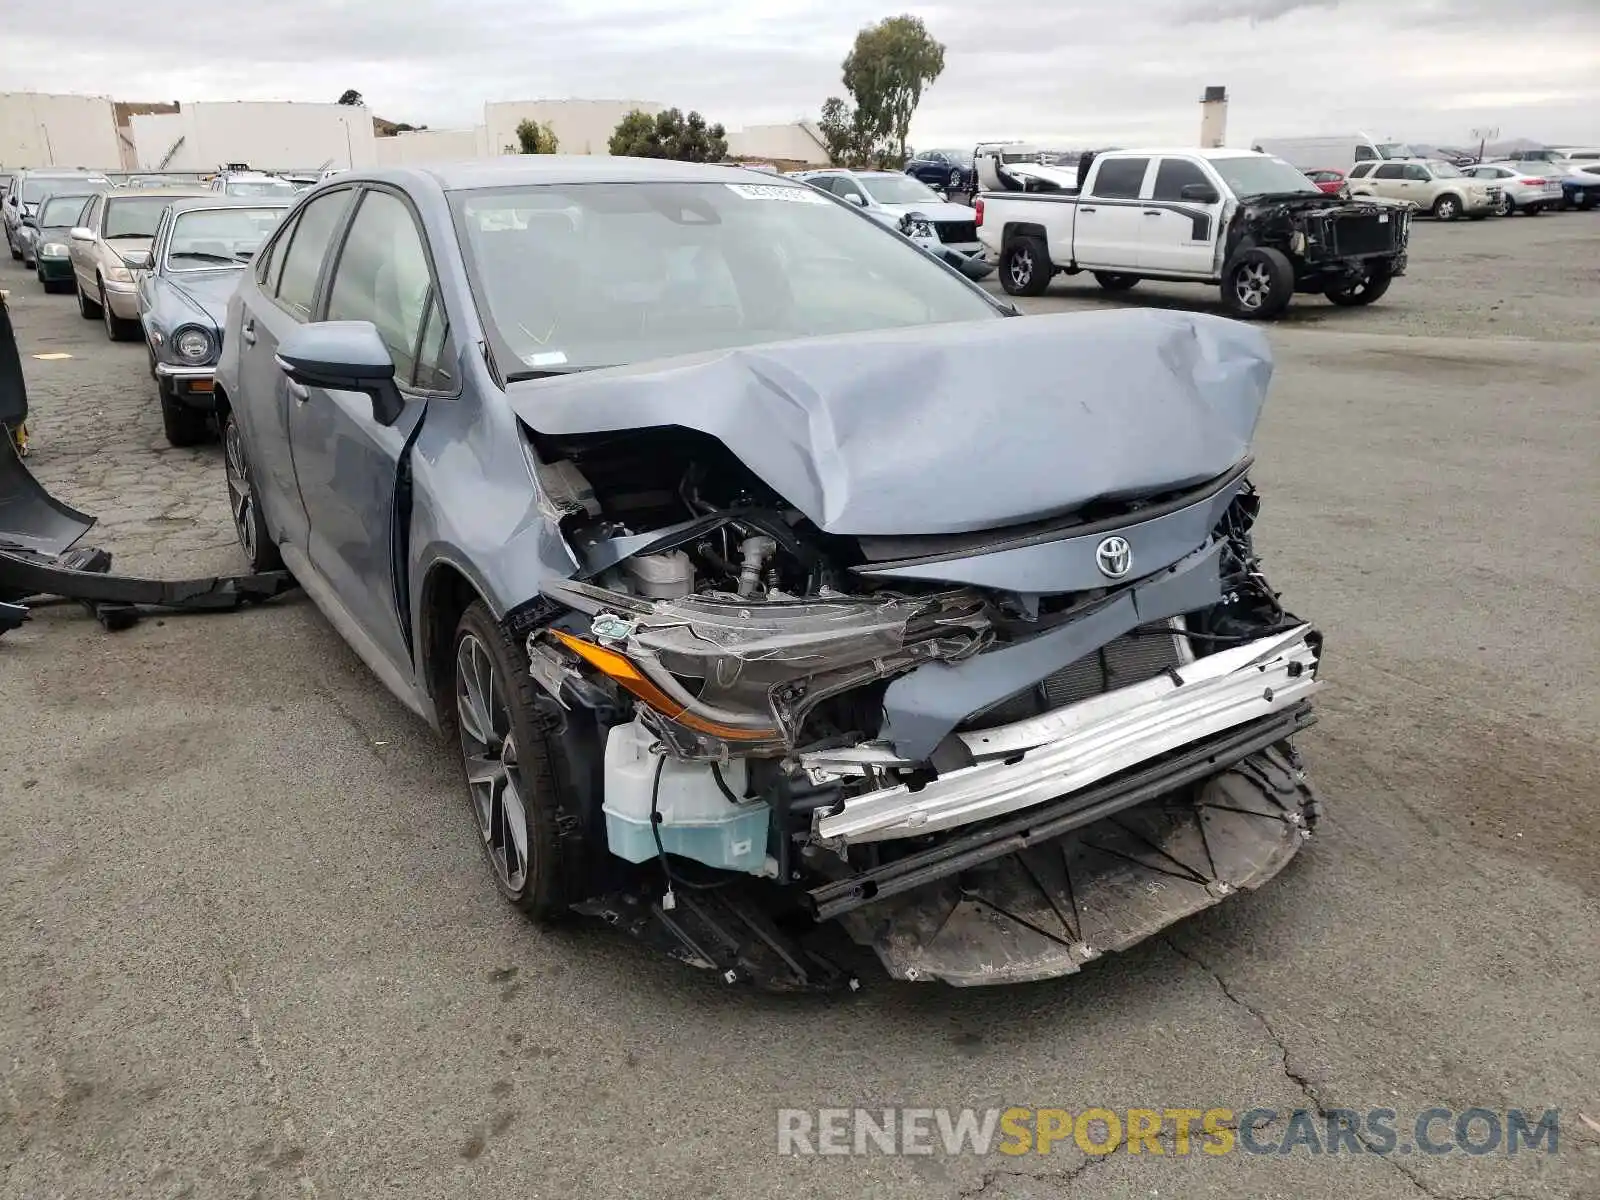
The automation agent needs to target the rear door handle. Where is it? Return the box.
[1079,207,1097,213]
[288,380,309,405]
[1144,209,1162,216]
[240,318,256,345]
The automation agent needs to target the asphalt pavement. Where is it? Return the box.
[1,213,1597,1199]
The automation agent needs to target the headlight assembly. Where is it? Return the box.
[173,326,215,364]
[104,265,133,283]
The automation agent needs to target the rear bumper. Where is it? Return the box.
[813,625,1321,845]
[36,257,73,281]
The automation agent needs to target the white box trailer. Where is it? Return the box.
[0,92,121,169]
[1249,133,1417,174]
[131,101,378,172]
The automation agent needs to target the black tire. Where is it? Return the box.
[159,381,210,447]
[447,600,585,921]
[100,282,138,341]
[1496,194,1514,217]
[1325,272,1392,307]
[77,279,102,319]
[1578,194,1595,211]
[221,408,283,571]
[1432,193,1463,221]
[1222,246,1295,319]
[1000,235,1052,296]
[1525,204,1542,216]
[1092,272,1140,292]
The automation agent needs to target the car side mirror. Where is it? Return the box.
[1180,183,1221,204]
[69,226,94,241]
[846,192,867,206]
[20,215,36,228]
[122,249,153,269]
[276,321,405,427]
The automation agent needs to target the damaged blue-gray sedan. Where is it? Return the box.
[215,158,1323,989]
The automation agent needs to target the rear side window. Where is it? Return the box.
[1089,158,1149,199]
[1152,158,1211,201]
[1348,163,1374,179]
[325,190,434,384]
[274,190,352,318]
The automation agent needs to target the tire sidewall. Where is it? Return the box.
[1224,247,1294,319]
[221,409,281,570]
[1433,194,1461,221]
[1001,237,1050,296]
[448,602,581,919]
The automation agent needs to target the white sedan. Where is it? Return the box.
[1465,162,1563,216]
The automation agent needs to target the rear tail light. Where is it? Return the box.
[1520,178,1543,186]
[974,196,985,226]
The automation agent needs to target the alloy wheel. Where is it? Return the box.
[223,418,257,561]
[1234,262,1272,310]
[1008,247,1034,290]
[456,633,530,893]
[100,285,115,338]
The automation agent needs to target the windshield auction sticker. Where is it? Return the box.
[725,183,827,203]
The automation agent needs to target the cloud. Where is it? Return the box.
[1175,0,1340,24]
[1,0,1597,148]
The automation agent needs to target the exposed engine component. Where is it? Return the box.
[621,550,694,599]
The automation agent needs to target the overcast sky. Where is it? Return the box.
[4,0,1598,148]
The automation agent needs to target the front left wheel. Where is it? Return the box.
[101,282,140,341]
[1222,247,1295,319]
[448,602,585,921]
[222,409,282,572]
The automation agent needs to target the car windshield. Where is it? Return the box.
[1211,156,1321,197]
[453,180,998,377]
[1427,161,1465,179]
[858,175,944,204]
[227,179,298,198]
[39,195,91,226]
[104,196,185,238]
[1377,143,1416,159]
[166,207,289,269]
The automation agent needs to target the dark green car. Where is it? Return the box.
[25,194,95,292]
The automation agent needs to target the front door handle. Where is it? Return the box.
[1144,209,1162,216]
[240,318,256,345]
[288,380,309,405]
[1079,207,1097,213]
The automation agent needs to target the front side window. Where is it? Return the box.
[1089,158,1149,199]
[325,190,434,383]
[1374,164,1406,180]
[1427,161,1464,179]
[167,207,289,270]
[274,190,353,318]
[1152,158,1211,201]
[103,196,187,239]
[452,180,999,379]
[1403,165,1431,182]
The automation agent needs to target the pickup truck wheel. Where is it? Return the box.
[1093,272,1140,292]
[1223,247,1295,319]
[1000,237,1052,296]
[1432,194,1463,221]
[1325,272,1392,306]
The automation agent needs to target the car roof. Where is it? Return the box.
[1099,147,1266,159]
[106,187,214,198]
[393,155,785,192]
[165,195,296,214]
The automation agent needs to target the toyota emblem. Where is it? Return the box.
[1095,536,1132,579]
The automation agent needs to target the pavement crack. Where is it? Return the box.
[959,1153,1108,1199]
[1165,938,1541,1200]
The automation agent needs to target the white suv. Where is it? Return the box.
[1346,159,1499,221]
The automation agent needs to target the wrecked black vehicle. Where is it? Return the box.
[204,160,1323,989]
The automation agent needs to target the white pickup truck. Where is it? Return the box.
[975,147,1412,318]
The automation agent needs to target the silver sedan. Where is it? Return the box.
[1466,162,1563,216]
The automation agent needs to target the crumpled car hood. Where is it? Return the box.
[507,309,1272,537]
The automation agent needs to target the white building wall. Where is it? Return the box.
[0,92,121,169]
[132,102,378,171]
[484,99,663,157]
[726,122,829,165]
[374,127,487,166]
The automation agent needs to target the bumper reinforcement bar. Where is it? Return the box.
[806,702,1315,922]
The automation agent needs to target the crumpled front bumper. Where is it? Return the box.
[810,625,1321,845]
